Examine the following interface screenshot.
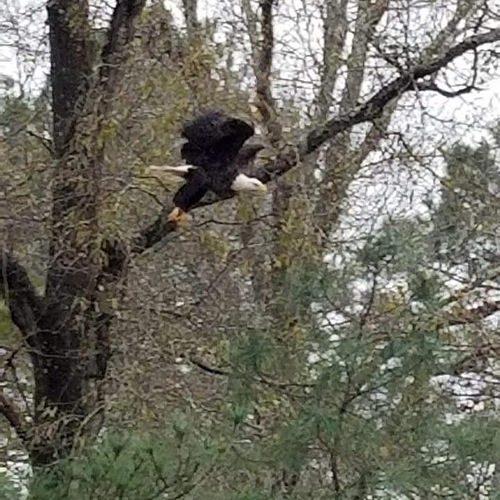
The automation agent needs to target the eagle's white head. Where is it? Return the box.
[232,174,267,193]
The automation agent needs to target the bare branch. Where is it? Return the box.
[25,129,54,156]
[134,28,500,252]
[303,28,500,156]
[415,80,479,97]
[313,0,350,121]
[445,300,500,326]
[190,357,229,376]
[254,0,282,144]
[415,48,480,98]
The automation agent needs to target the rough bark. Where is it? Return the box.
[182,0,199,39]
[0,0,146,468]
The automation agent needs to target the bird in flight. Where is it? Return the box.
[149,110,268,224]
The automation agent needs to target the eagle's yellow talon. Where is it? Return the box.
[167,207,189,224]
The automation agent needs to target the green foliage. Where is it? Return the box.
[0,306,16,343]
[282,262,323,316]
[0,471,21,500]
[23,297,498,499]
[28,423,222,500]
[359,218,432,273]
[432,140,500,262]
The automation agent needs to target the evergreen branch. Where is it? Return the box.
[135,28,500,252]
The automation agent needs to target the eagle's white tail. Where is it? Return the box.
[148,164,196,177]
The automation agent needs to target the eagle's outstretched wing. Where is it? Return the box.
[180,110,255,170]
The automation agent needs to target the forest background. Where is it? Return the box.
[0,0,499,498]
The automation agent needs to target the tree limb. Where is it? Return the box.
[99,0,147,83]
[181,0,199,39]
[415,80,480,97]
[134,28,500,252]
[303,28,500,156]
[0,251,41,342]
[313,0,350,121]
[254,0,282,144]
[445,299,500,326]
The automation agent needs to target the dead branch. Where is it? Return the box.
[134,28,500,252]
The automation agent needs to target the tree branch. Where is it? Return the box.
[414,46,480,98]
[313,0,350,121]
[0,251,41,342]
[181,0,199,39]
[445,299,500,326]
[254,0,282,145]
[99,0,147,83]
[303,28,500,156]
[134,28,500,252]
[415,80,480,97]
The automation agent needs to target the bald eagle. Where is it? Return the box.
[149,110,267,223]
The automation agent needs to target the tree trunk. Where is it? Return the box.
[11,0,145,468]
